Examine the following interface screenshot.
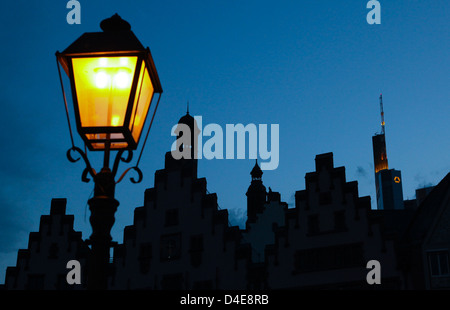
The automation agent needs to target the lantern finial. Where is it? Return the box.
[100,13,131,32]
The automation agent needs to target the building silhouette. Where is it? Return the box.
[3,112,450,290]
[4,199,89,289]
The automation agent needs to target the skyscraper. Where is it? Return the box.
[372,94,404,210]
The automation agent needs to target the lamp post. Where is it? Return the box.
[56,14,162,290]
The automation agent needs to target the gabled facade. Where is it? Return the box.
[109,152,251,289]
[265,153,403,289]
[3,134,449,290]
[4,198,89,290]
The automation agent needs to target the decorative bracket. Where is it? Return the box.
[66,146,143,184]
[67,146,96,183]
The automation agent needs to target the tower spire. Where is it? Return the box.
[187,100,189,115]
[372,93,389,174]
[250,159,263,180]
[246,160,266,227]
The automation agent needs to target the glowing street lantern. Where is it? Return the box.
[56,14,162,151]
[55,14,163,290]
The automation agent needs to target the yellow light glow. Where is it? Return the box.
[95,71,110,88]
[111,115,120,126]
[94,68,132,90]
[119,57,128,65]
[72,56,138,128]
[114,70,131,89]
[99,57,108,66]
[129,60,154,142]
[70,55,156,150]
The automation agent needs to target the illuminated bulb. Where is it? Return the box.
[114,71,129,89]
[99,58,108,66]
[95,71,109,88]
[111,115,120,126]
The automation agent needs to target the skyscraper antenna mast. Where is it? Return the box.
[380,93,385,135]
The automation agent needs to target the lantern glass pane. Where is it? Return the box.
[72,56,138,128]
[130,60,155,142]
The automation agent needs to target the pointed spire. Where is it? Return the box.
[380,93,385,135]
[176,105,200,160]
[246,159,266,225]
[250,159,263,180]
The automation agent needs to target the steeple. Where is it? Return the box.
[246,160,267,227]
[250,160,263,180]
[174,108,200,160]
[166,109,200,178]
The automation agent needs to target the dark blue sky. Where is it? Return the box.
[0,1,449,282]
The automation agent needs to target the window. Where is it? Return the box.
[189,234,203,267]
[48,243,59,259]
[139,243,152,274]
[307,215,319,234]
[334,211,346,232]
[428,251,449,277]
[160,233,181,261]
[319,191,332,205]
[165,209,179,227]
[190,234,203,252]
